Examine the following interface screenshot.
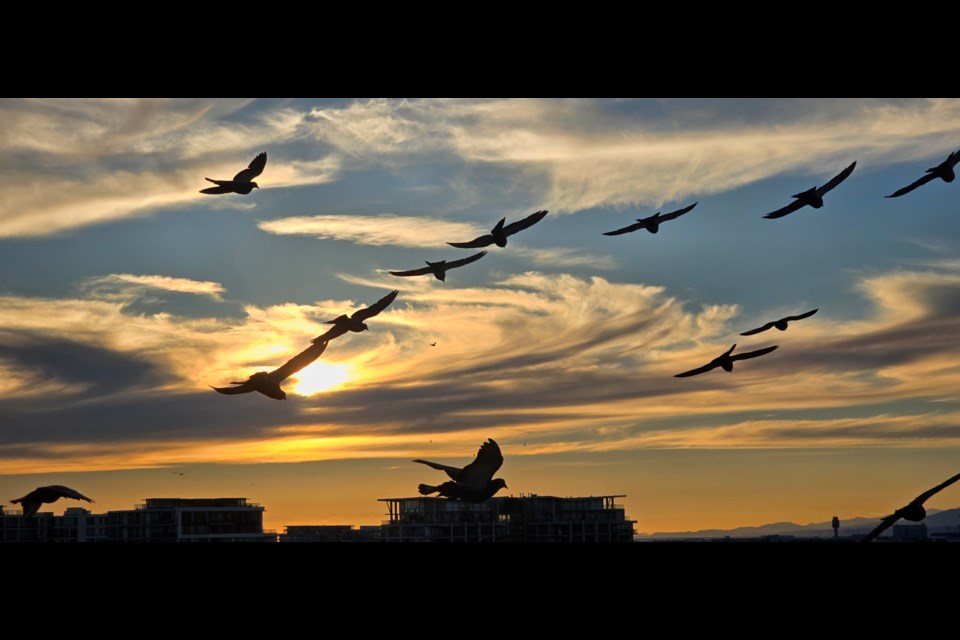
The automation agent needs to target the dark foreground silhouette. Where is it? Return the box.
[200,152,267,195]
[414,438,508,502]
[675,344,779,377]
[861,471,960,542]
[312,290,399,343]
[740,308,819,336]
[212,340,328,400]
[763,161,857,219]
[389,251,487,281]
[12,485,94,517]
[447,210,548,248]
[886,149,960,198]
[603,202,698,236]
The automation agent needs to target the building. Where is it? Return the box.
[280,525,381,542]
[379,494,635,542]
[892,523,928,542]
[1,498,275,542]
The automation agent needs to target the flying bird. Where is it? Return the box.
[200,152,267,195]
[413,438,508,502]
[886,149,960,198]
[11,485,94,517]
[674,344,779,378]
[861,471,960,542]
[430,342,437,347]
[762,162,857,219]
[389,251,487,282]
[447,210,548,248]
[312,290,399,343]
[603,202,698,236]
[212,340,328,400]
[740,308,819,336]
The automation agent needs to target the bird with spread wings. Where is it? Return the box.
[886,149,960,198]
[740,308,818,336]
[389,251,487,282]
[447,210,548,249]
[861,471,960,542]
[604,202,698,236]
[200,152,267,195]
[763,162,856,219]
[312,290,399,343]
[675,344,779,378]
[212,340,328,401]
[413,438,508,502]
[11,485,94,517]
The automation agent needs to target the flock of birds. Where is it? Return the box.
[8,144,960,542]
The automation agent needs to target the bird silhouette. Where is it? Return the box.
[762,162,857,219]
[886,149,960,198]
[200,152,267,195]
[212,340,328,400]
[674,344,779,378]
[413,438,508,502]
[740,308,818,336]
[11,485,94,517]
[603,202,698,236]
[861,471,960,542]
[389,251,487,282]
[447,210,548,248]
[312,290,399,343]
[430,342,437,347]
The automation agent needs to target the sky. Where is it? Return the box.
[1,97,959,534]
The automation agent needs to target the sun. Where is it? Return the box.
[290,362,351,395]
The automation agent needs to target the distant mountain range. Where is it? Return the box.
[637,508,960,540]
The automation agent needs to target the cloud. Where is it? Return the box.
[302,98,960,212]
[258,214,483,248]
[82,274,227,301]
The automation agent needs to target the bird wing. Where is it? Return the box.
[730,345,779,362]
[389,266,434,277]
[211,382,256,395]
[816,161,857,197]
[502,209,549,236]
[445,251,488,270]
[658,202,698,223]
[740,321,777,336]
[911,470,960,506]
[352,289,399,321]
[412,459,463,482]
[49,485,94,503]
[270,340,328,382]
[200,185,233,195]
[885,172,937,198]
[459,439,504,485]
[603,221,647,236]
[312,324,348,343]
[447,234,494,249]
[860,513,901,543]
[233,152,267,182]
[762,199,807,219]
[947,149,960,169]
[12,497,42,518]
[784,308,819,322]
[674,361,719,378]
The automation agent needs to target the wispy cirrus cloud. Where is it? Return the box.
[81,273,228,301]
[258,214,483,248]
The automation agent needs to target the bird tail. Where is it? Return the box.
[418,484,439,496]
[10,498,21,504]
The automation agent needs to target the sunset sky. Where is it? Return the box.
[2,98,959,534]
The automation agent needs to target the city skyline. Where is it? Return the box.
[1,98,959,534]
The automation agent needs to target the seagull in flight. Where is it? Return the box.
[312,290,399,343]
[886,149,960,198]
[603,202,698,236]
[861,471,960,542]
[762,162,857,219]
[447,210,548,248]
[389,251,487,282]
[200,152,267,195]
[11,485,94,517]
[740,308,818,336]
[414,438,508,502]
[674,344,779,378]
[212,340,328,400]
